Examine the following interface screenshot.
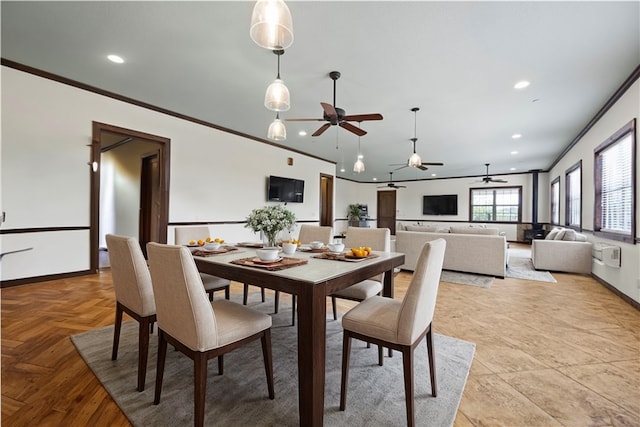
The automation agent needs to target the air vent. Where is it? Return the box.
[592,243,621,268]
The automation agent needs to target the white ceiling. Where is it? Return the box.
[2,1,638,183]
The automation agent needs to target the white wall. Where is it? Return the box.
[546,80,640,303]
[1,67,334,280]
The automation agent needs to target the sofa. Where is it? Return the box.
[531,228,592,274]
[395,226,508,278]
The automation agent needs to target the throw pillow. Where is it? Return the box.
[561,229,577,241]
[554,229,567,240]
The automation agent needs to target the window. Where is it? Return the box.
[565,161,582,230]
[550,177,560,225]
[594,119,636,243]
[470,186,522,223]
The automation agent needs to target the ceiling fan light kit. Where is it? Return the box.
[353,123,365,173]
[250,0,294,50]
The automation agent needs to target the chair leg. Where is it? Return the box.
[402,346,415,427]
[207,289,214,302]
[339,331,352,411]
[378,345,384,366]
[218,355,224,375]
[224,285,230,300]
[426,327,437,397]
[243,284,249,305]
[332,296,338,320]
[274,291,280,313]
[137,318,151,392]
[112,303,123,361]
[154,330,168,405]
[291,294,296,326]
[194,352,208,427]
[261,329,275,399]
[260,287,265,302]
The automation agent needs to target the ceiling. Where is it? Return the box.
[2,1,638,183]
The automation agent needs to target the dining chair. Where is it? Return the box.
[339,238,446,427]
[146,242,275,427]
[174,226,231,301]
[105,234,157,392]
[331,227,390,320]
[272,224,333,325]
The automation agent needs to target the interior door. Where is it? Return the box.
[139,151,161,256]
[377,190,397,234]
[319,174,334,227]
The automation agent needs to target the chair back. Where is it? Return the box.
[343,227,390,251]
[106,234,155,317]
[397,239,446,344]
[298,224,333,244]
[147,242,218,352]
[174,226,211,245]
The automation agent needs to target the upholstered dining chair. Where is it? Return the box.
[174,226,231,301]
[339,238,446,427]
[146,242,275,427]
[331,227,390,320]
[105,234,157,392]
[272,224,333,325]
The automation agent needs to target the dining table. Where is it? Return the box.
[193,245,405,427]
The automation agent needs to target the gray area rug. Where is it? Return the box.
[506,256,557,283]
[440,270,493,288]
[71,301,475,426]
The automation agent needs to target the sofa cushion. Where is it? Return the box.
[449,226,499,235]
[554,228,577,241]
[545,228,562,240]
[405,224,438,232]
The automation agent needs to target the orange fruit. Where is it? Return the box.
[205,237,212,243]
[189,240,196,245]
[197,239,204,246]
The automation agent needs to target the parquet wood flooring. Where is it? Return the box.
[2,244,639,426]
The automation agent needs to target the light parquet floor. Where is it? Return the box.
[2,244,639,426]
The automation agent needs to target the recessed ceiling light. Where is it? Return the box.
[512,133,522,139]
[510,167,517,171]
[107,54,124,64]
[298,130,307,136]
[340,167,345,172]
[431,173,437,177]
[514,80,530,89]
[511,151,519,155]
[372,177,377,181]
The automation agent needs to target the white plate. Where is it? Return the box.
[252,257,283,264]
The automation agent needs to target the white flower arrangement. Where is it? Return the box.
[245,205,296,247]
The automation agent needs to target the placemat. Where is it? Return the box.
[191,246,239,257]
[230,256,308,271]
[235,242,265,248]
[297,246,329,253]
[312,252,379,262]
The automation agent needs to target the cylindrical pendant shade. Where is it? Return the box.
[264,78,290,111]
[267,116,286,140]
[250,0,294,50]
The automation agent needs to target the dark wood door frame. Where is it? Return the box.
[90,122,170,271]
[319,173,334,227]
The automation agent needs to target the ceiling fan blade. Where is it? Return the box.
[416,165,429,171]
[492,179,508,183]
[393,165,409,171]
[312,123,332,137]
[340,121,367,136]
[285,117,324,122]
[342,113,383,122]
[320,102,337,119]
[421,162,444,166]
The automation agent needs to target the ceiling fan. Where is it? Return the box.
[286,71,383,137]
[476,163,508,184]
[391,107,444,171]
[378,172,406,189]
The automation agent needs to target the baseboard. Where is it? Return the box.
[1,269,94,288]
[592,274,640,310]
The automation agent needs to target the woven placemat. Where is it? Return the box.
[191,246,239,257]
[312,252,379,262]
[230,256,308,271]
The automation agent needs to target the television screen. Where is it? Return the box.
[423,194,458,215]
[267,175,304,203]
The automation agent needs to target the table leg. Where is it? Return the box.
[296,285,327,426]
[383,267,395,298]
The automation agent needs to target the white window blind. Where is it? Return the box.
[600,134,632,233]
[550,178,560,225]
[566,166,581,228]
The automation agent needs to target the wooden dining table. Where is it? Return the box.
[193,246,405,426]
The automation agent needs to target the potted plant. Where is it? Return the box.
[347,204,362,227]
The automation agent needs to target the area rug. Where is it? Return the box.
[440,270,493,288]
[506,256,557,283]
[71,302,475,427]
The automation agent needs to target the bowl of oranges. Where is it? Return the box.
[347,246,372,259]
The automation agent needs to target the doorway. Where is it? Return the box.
[377,190,397,234]
[90,122,170,271]
[319,174,334,227]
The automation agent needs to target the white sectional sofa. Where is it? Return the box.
[395,225,508,278]
[531,228,592,274]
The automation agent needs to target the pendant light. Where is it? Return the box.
[267,113,286,140]
[264,49,290,111]
[407,107,422,167]
[250,0,294,51]
[353,123,365,173]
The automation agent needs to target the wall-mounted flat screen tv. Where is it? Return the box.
[267,175,304,203]
[423,194,458,215]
